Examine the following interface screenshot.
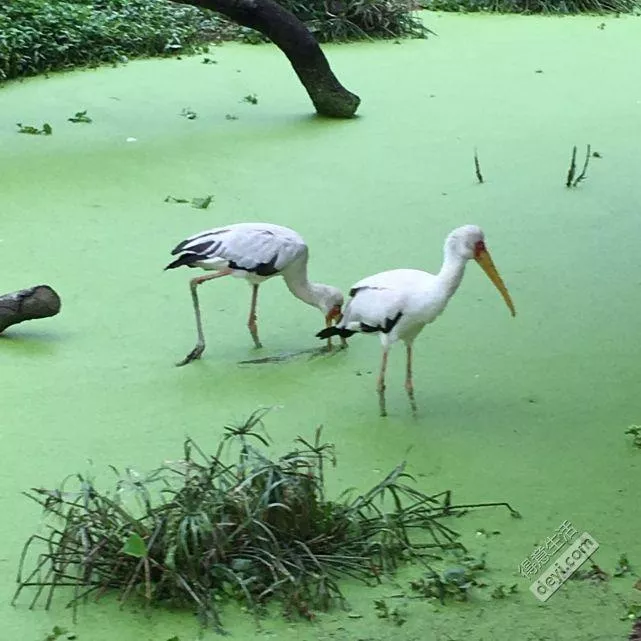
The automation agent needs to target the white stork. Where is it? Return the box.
[165,222,344,366]
[317,225,516,416]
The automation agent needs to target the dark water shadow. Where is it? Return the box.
[0,329,66,357]
[208,110,363,142]
[237,345,348,365]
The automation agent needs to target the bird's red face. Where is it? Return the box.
[325,304,342,326]
[473,240,516,317]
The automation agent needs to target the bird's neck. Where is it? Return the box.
[283,266,321,309]
[436,246,468,299]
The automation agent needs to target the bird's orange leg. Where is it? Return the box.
[405,344,418,416]
[377,349,390,417]
[176,269,232,367]
[248,284,262,349]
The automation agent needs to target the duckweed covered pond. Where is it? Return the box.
[2,11,641,641]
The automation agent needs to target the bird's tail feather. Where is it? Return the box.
[316,326,355,340]
[164,253,201,270]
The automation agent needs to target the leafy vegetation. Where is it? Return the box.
[1,0,636,86]
[409,550,488,602]
[68,110,92,123]
[14,409,519,632]
[0,0,428,84]
[278,0,428,42]
[419,0,638,13]
[16,122,52,135]
[164,194,214,208]
[0,0,223,83]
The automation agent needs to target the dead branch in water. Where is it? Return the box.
[0,285,61,333]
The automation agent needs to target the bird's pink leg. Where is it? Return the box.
[248,284,262,349]
[405,343,418,416]
[176,269,232,367]
[377,349,390,417]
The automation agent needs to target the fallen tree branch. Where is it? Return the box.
[171,0,360,118]
[0,285,61,333]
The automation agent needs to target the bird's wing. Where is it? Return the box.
[339,269,434,334]
[348,269,434,294]
[339,286,406,334]
[170,223,306,275]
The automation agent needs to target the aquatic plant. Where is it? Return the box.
[278,0,429,42]
[67,110,92,124]
[566,144,593,188]
[16,123,52,135]
[13,409,519,632]
[409,549,488,603]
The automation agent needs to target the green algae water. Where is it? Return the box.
[2,12,641,640]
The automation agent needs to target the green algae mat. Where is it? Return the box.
[2,11,641,641]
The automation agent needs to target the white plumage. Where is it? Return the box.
[169,223,306,280]
[166,222,344,365]
[318,225,516,416]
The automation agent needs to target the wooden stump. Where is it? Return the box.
[0,285,61,333]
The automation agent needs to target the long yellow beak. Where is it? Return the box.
[475,248,516,317]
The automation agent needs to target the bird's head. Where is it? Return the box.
[315,285,344,325]
[447,225,516,317]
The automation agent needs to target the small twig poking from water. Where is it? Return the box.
[474,148,484,184]
[572,144,591,187]
[565,146,577,187]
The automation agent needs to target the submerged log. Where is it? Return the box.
[0,285,61,333]
[172,0,360,118]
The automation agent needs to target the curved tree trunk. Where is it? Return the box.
[0,285,61,333]
[172,0,361,118]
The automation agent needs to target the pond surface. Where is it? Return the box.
[1,11,641,640]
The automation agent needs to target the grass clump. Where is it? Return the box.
[279,0,429,42]
[420,0,638,13]
[13,409,519,631]
[1,0,428,85]
[0,0,223,83]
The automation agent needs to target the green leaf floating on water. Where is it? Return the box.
[17,122,52,135]
[191,195,213,209]
[68,110,92,123]
[164,195,213,209]
[122,532,148,558]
